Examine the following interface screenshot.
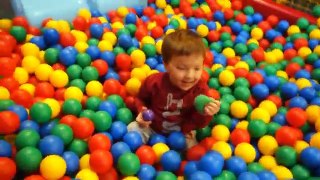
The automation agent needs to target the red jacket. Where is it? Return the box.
[135,72,212,134]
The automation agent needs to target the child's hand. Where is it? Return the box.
[136,107,152,128]
[204,99,220,116]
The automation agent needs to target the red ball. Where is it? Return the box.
[186,144,207,161]
[0,111,20,135]
[233,68,249,78]
[154,14,169,28]
[54,88,66,101]
[227,57,239,66]
[143,7,156,17]
[71,117,95,139]
[0,57,16,77]
[89,150,113,174]
[224,8,234,20]
[230,128,251,146]
[285,62,301,78]
[98,168,119,180]
[207,88,220,100]
[267,95,282,108]
[273,36,286,45]
[28,26,41,36]
[251,48,265,63]
[118,85,127,100]
[259,39,270,50]
[103,79,121,95]
[246,72,264,87]
[135,145,157,165]
[115,54,131,71]
[207,30,220,42]
[232,0,243,10]
[60,115,77,127]
[124,96,136,111]
[286,108,307,128]
[0,157,16,180]
[151,26,164,39]
[12,16,29,29]
[52,63,66,71]
[88,134,112,152]
[235,13,247,24]
[220,26,232,34]
[92,59,109,76]
[10,89,33,108]
[204,50,214,67]
[284,49,297,60]
[199,137,216,150]
[275,126,302,146]
[257,21,272,32]
[0,77,19,92]
[135,27,148,41]
[118,70,131,84]
[24,175,46,180]
[266,15,279,27]
[72,16,88,31]
[59,32,76,47]
[182,7,193,18]
[194,8,205,18]
[35,82,55,98]
[294,38,308,50]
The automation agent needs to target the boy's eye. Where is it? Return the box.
[177,67,185,70]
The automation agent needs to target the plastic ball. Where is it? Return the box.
[275,146,297,167]
[152,143,170,162]
[258,135,278,155]
[22,56,40,74]
[271,166,293,179]
[39,135,64,156]
[248,119,267,138]
[310,132,320,149]
[40,155,66,179]
[211,124,230,141]
[16,146,43,173]
[62,151,79,175]
[131,49,146,67]
[142,109,155,122]
[15,129,40,150]
[123,131,143,151]
[250,108,270,123]
[212,141,232,159]
[230,100,248,119]
[160,150,181,172]
[137,164,156,180]
[88,133,111,153]
[89,149,113,174]
[109,121,127,141]
[234,143,256,163]
[194,95,213,114]
[111,142,131,163]
[0,157,16,180]
[76,168,99,180]
[0,86,10,100]
[71,117,94,139]
[0,140,12,157]
[0,111,21,134]
[49,70,69,88]
[230,128,250,146]
[167,131,186,151]
[225,156,247,176]
[43,98,61,118]
[259,155,277,170]
[30,102,52,124]
[50,124,73,145]
[252,84,269,100]
[219,70,235,86]
[125,78,142,96]
[62,99,82,116]
[117,152,140,176]
[286,108,307,128]
[135,145,157,165]
[99,100,117,118]
[198,151,224,176]
[13,67,29,84]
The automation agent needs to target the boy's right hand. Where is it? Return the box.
[136,107,152,128]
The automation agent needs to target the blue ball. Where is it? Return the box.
[86,46,101,60]
[123,131,143,151]
[309,39,318,50]
[252,84,269,100]
[184,161,198,178]
[283,42,294,50]
[20,120,40,132]
[100,51,115,66]
[235,36,247,44]
[146,57,158,69]
[43,28,59,45]
[300,147,320,169]
[132,38,140,48]
[225,156,247,176]
[198,151,224,176]
[257,170,277,180]
[125,13,137,24]
[187,18,199,29]
[276,20,289,33]
[138,164,156,180]
[62,151,79,175]
[252,13,263,24]
[230,118,239,131]
[102,22,112,30]
[299,87,317,102]
[238,172,259,180]
[38,135,64,156]
[288,96,308,109]
[239,31,250,39]
[280,82,298,99]
[155,64,166,72]
[104,71,120,81]
[272,113,286,125]
[40,121,58,137]
[8,105,28,122]
[148,134,167,146]
[314,60,320,68]
[99,101,117,118]
[304,132,315,142]
[265,29,277,41]
[0,140,12,157]
[30,36,47,50]
[189,171,211,180]
[295,70,311,79]
[310,97,320,106]
[89,24,104,39]
[230,21,242,34]
[109,121,127,141]
[246,15,253,25]
[133,5,144,16]
[167,131,186,151]
[206,21,216,30]
[118,34,134,49]
[264,76,280,92]
[255,69,267,78]
[214,54,227,66]
[160,150,181,172]
[59,48,77,66]
[213,11,225,23]
[111,141,131,162]
[90,9,102,17]
[141,15,150,23]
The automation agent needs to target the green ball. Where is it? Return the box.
[117,28,131,37]
[142,44,157,57]
[243,5,255,15]
[242,24,251,32]
[233,86,250,102]
[264,64,277,76]
[125,24,137,36]
[15,147,42,173]
[212,67,224,77]
[296,18,309,30]
[107,95,125,109]
[234,77,250,88]
[62,99,82,116]
[214,114,231,128]
[247,162,264,173]
[79,109,95,119]
[247,43,259,52]
[81,66,99,82]
[270,42,283,51]
[223,40,234,48]
[267,122,281,136]
[220,32,231,41]
[69,79,86,92]
[219,87,232,95]
[204,67,213,77]
[171,0,180,7]
[116,108,133,125]
[311,69,320,82]
[127,47,138,55]
[245,58,256,70]
[210,42,222,53]
[87,38,99,46]
[10,26,27,42]
[0,100,14,111]
[30,102,52,124]
[291,57,305,67]
[278,107,288,114]
[196,126,212,141]
[306,25,318,34]
[218,101,230,115]
[76,53,92,68]
[234,43,248,56]
[68,139,88,157]
[291,164,310,180]
[113,47,125,55]
[208,78,221,89]
[117,152,140,176]
[306,53,318,65]
[213,170,236,180]
[85,96,102,111]
[15,130,40,150]
[67,64,83,80]
[194,95,212,113]
[44,48,59,65]
[312,5,320,17]
[51,124,73,145]
[221,94,235,104]
[91,111,112,132]
[155,171,177,180]
[300,122,311,134]
[275,146,297,167]
[248,119,267,138]
[169,19,180,29]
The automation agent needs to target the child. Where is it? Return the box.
[128,29,220,148]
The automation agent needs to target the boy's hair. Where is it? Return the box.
[161,29,206,64]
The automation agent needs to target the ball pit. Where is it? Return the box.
[1,0,320,179]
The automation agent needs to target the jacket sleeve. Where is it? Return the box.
[134,74,156,112]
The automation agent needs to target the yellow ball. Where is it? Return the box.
[21,43,40,57]
[271,166,293,179]
[141,36,156,45]
[258,100,277,117]
[98,40,113,51]
[230,100,248,119]
[276,70,288,80]
[43,98,61,118]
[76,168,99,180]
[71,30,88,42]
[78,8,91,20]
[200,4,211,14]
[156,40,163,54]
[140,64,152,74]
[131,68,147,82]
[218,70,235,86]
[235,121,249,130]
[117,6,129,17]
[45,20,59,30]
[152,143,170,162]
[165,29,175,35]
[234,143,256,163]
[19,83,35,96]
[211,64,223,72]
[259,155,278,170]
[234,61,249,71]
[251,27,264,40]
[40,155,66,180]
[215,22,222,31]
[147,70,159,76]
[125,78,142,96]
[102,32,117,46]
[298,47,312,59]
[164,5,174,15]
[196,24,209,37]
[86,80,103,97]
[287,25,300,36]
[57,20,71,33]
[310,132,320,149]
[49,70,69,88]
[22,56,41,74]
[316,118,320,132]
[0,86,10,100]
[211,141,232,159]
[187,0,196,3]
[64,86,83,102]
[0,19,12,31]
[265,52,277,64]
[177,18,187,29]
[38,50,45,63]
[247,38,259,45]
[294,140,309,154]
[222,47,236,58]
[306,105,320,124]
[35,64,54,81]
[250,108,270,123]
[272,49,284,61]
[14,67,29,84]
[123,176,139,180]
[74,41,89,53]
[295,78,312,89]
[211,125,230,141]
[111,22,124,30]
[131,49,146,67]
[156,0,167,9]
[258,135,278,155]
[310,29,320,39]
[147,22,157,31]
[314,45,320,56]
[79,154,91,170]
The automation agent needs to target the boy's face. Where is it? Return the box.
[165,53,204,91]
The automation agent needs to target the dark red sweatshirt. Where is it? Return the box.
[135,72,212,134]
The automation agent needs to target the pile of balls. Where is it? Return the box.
[0,0,320,179]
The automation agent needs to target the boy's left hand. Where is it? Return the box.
[204,99,220,116]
